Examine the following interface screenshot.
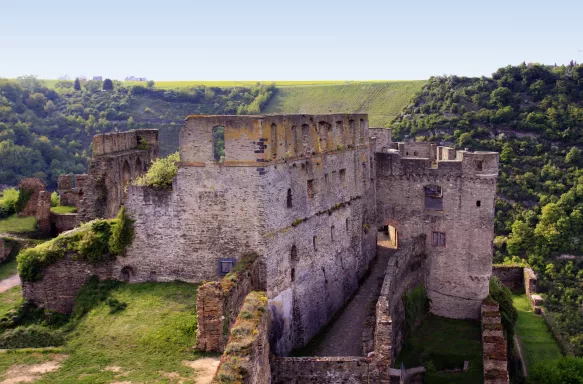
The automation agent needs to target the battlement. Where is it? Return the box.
[181,114,369,166]
[378,142,499,178]
[91,129,159,158]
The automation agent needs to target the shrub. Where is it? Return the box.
[0,325,64,348]
[403,284,430,336]
[528,357,583,384]
[109,206,135,255]
[50,191,60,207]
[135,152,179,189]
[489,276,518,338]
[77,221,112,263]
[14,188,33,213]
[0,188,18,218]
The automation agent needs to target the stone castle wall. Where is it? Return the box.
[481,300,510,384]
[374,236,427,376]
[492,265,524,292]
[375,146,499,319]
[271,356,380,384]
[78,129,159,222]
[17,178,46,217]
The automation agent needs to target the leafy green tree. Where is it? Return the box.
[103,79,114,91]
[74,78,81,91]
[135,152,179,189]
[528,357,583,384]
[566,147,581,165]
[50,191,60,207]
[490,87,513,107]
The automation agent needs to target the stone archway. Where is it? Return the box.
[120,266,134,282]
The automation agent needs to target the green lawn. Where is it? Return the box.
[513,294,562,372]
[8,281,216,384]
[50,206,77,214]
[264,81,425,127]
[396,314,483,384]
[0,215,37,233]
[0,259,18,281]
[0,286,22,316]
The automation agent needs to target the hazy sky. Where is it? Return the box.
[1,0,582,81]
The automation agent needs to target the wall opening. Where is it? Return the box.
[330,226,335,241]
[377,224,398,249]
[476,200,481,207]
[432,231,446,246]
[476,160,483,171]
[292,125,299,155]
[287,188,293,208]
[424,184,443,211]
[307,179,315,199]
[149,271,157,281]
[359,118,365,143]
[349,120,355,146]
[318,121,331,152]
[346,218,349,231]
[290,245,298,282]
[213,125,225,161]
[120,266,134,282]
[218,258,236,276]
[135,157,143,176]
[339,169,346,184]
[336,121,344,147]
[301,124,310,155]
[313,236,317,251]
[271,123,278,159]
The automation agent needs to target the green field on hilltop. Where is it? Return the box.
[264,81,425,127]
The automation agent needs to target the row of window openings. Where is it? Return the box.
[271,120,367,159]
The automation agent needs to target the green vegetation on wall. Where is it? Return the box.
[403,284,430,337]
[17,207,134,282]
[134,152,179,189]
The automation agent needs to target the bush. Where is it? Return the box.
[0,188,18,219]
[528,357,583,384]
[109,206,135,255]
[0,325,64,348]
[77,221,112,263]
[106,298,128,313]
[403,284,430,336]
[135,152,179,189]
[489,277,518,338]
[50,191,60,207]
[14,188,32,213]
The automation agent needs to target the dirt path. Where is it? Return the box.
[0,275,20,293]
[307,247,394,356]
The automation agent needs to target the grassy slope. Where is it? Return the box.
[0,215,37,233]
[0,286,22,316]
[263,81,425,127]
[0,281,211,384]
[513,294,562,371]
[396,314,483,384]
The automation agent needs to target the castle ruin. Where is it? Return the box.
[22,114,500,381]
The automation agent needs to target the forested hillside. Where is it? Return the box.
[390,62,583,355]
[0,76,274,187]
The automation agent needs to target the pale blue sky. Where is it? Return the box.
[1,0,581,80]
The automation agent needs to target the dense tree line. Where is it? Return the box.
[0,76,274,188]
[391,62,583,355]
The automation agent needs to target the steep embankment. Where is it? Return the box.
[264,81,425,127]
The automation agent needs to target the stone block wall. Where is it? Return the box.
[36,190,51,234]
[524,267,537,298]
[196,255,265,352]
[492,265,524,292]
[212,291,271,384]
[21,254,115,313]
[481,300,509,384]
[373,235,427,378]
[17,178,46,217]
[271,356,380,384]
[50,213,77,234]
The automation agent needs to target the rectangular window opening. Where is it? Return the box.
[432,232,446,247]
[307,179,315,199]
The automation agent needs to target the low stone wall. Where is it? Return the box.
[50,213,77,234]
[212,291,271,384]
[481,300,509,384]
[373,235,427,377]
[271,356,380,384]
[196,254,265,352]
[492,265,524,292]
[21,254,115,313]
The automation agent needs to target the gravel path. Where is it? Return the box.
[309,247,394,356]
[0,274,21,293]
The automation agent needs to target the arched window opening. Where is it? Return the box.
[120,266,134,282]
[287,188,293,208]
[271,123,278,159]
[424,184,443,211]
[213,126,225,162]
